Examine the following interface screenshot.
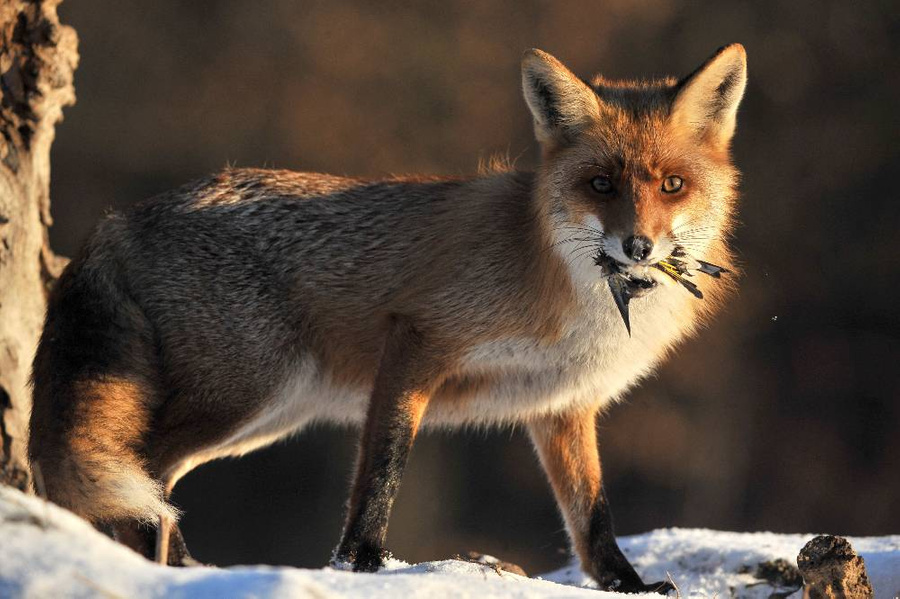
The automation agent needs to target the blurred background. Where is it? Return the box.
[50,0,898,573]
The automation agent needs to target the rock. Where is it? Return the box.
[755,557,803,595]
[797,535,873,599]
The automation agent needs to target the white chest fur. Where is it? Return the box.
[435,266,691,426]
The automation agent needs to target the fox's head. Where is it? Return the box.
[523,45,746,290]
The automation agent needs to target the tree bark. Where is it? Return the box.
[0,0,76,490]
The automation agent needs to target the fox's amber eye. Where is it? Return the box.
[662,175,684,194]
[590,175,614,194]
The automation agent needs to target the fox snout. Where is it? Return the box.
[622,235,653,263]
[599,229,672,268]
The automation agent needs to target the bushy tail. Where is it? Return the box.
[28,237,178,525]
[30,378,179,525]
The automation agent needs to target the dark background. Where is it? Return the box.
[49,0,898,573]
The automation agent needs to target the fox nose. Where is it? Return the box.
[623,235,653,262]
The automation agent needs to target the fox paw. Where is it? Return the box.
[594,566,674,595]
[332,542,392,573]
[636,580,675,595]
[607,578,674,595]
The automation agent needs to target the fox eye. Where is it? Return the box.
[662,175,684,194]
[590,175,614,194]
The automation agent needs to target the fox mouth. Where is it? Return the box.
[594,246,728,336]
[593,252,658,296]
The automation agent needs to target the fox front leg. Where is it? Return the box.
[333,317,440,572]
[528,410,673,594]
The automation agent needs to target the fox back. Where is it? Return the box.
[29,45,746,586]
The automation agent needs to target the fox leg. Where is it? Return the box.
[112,517,197,566]
[528,409,672,594]
[156,515,171,564]
[333,317,439,572]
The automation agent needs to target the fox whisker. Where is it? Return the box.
[566,245,604,266]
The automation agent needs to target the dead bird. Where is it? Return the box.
[596,247,730,335]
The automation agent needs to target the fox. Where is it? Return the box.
[28,44,746,593]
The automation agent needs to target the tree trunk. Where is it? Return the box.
[0,0,76,490]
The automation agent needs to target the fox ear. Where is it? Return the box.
[671,44,747,149]
[521,49,599,147]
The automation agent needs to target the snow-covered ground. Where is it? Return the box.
[1,486,898,598]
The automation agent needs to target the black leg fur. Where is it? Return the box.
[586,489,673,594]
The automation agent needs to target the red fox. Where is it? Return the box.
[28,44,746,593]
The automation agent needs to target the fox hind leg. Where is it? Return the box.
[113,517,198,567]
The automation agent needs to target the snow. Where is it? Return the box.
[1,486,898,598]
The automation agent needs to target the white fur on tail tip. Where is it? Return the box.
[103,465,180,524]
